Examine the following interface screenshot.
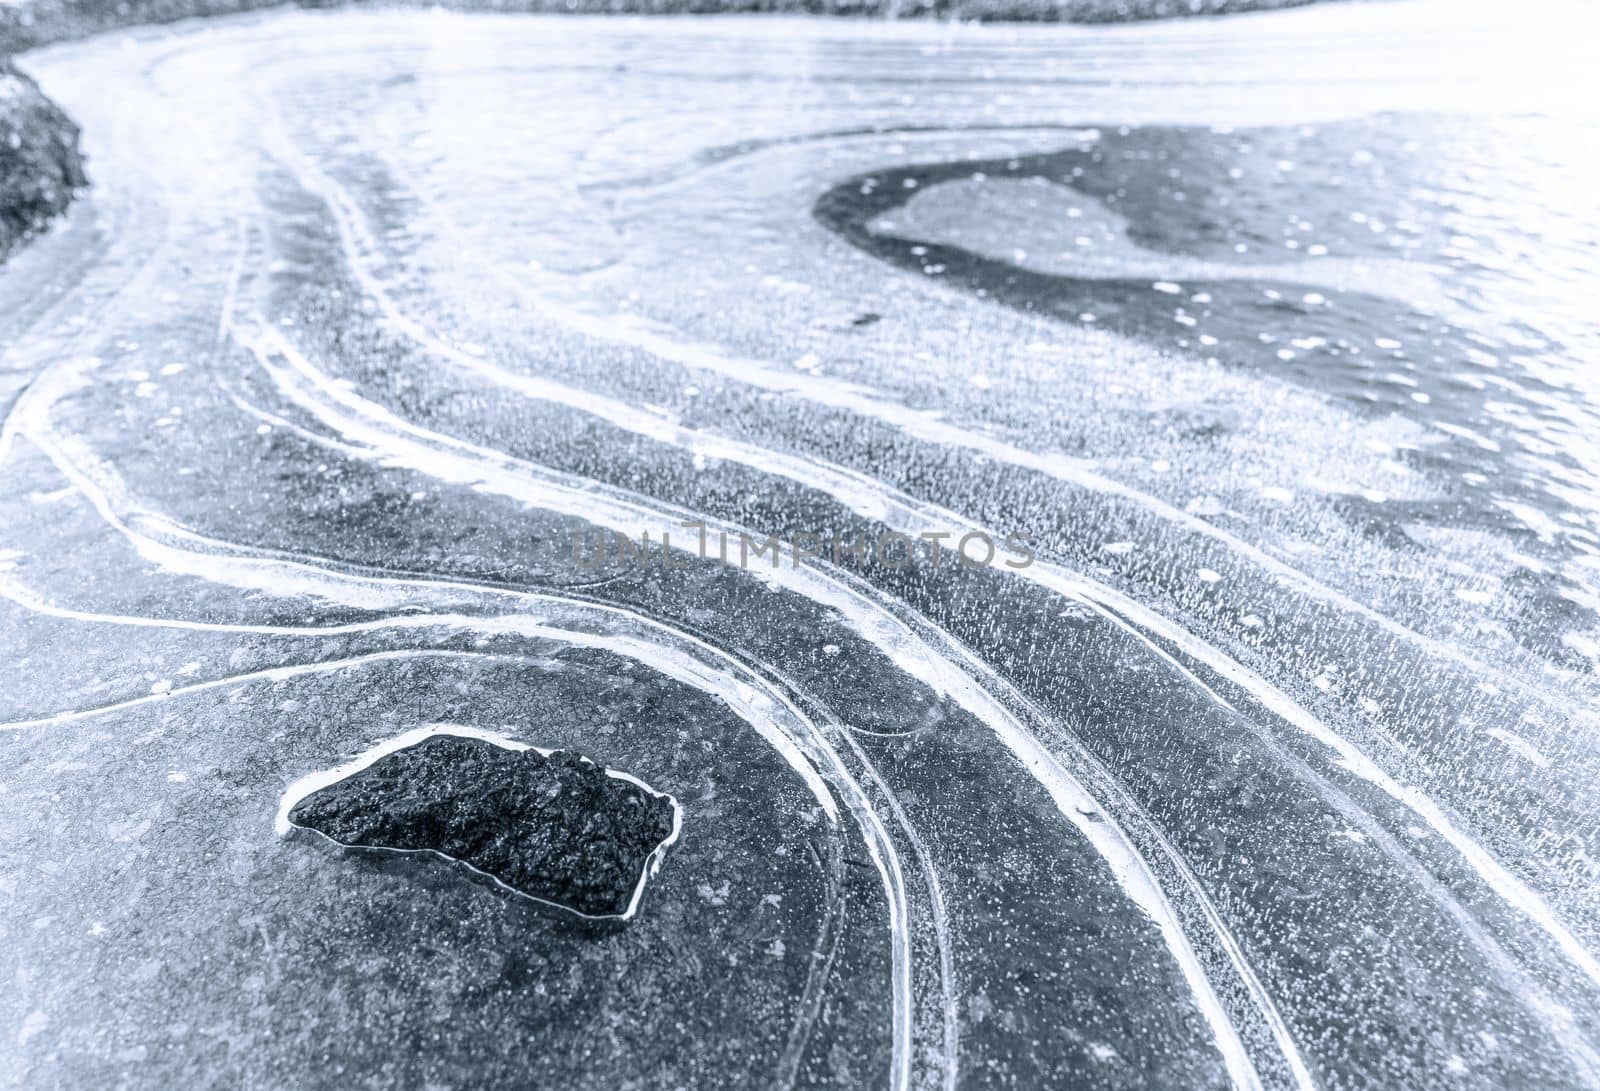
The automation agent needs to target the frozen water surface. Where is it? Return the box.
[1,0,1598,1086]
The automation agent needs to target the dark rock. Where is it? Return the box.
[288,733,679,919]
[0,59,85,260]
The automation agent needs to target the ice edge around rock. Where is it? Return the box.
[276,724,684,923]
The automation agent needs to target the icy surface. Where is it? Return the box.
[1,2,1599,1087]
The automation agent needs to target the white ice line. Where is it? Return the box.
[0,542,841,820]
[0,647,475,732]
[833,725,961,1091]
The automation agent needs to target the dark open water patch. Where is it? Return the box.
[282,729,681,919]
[812,118,1558,440]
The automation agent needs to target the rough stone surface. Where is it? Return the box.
[288,735,677,918]
[0,59,84,260]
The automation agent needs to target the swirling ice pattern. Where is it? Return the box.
[2,5,1598,1089]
